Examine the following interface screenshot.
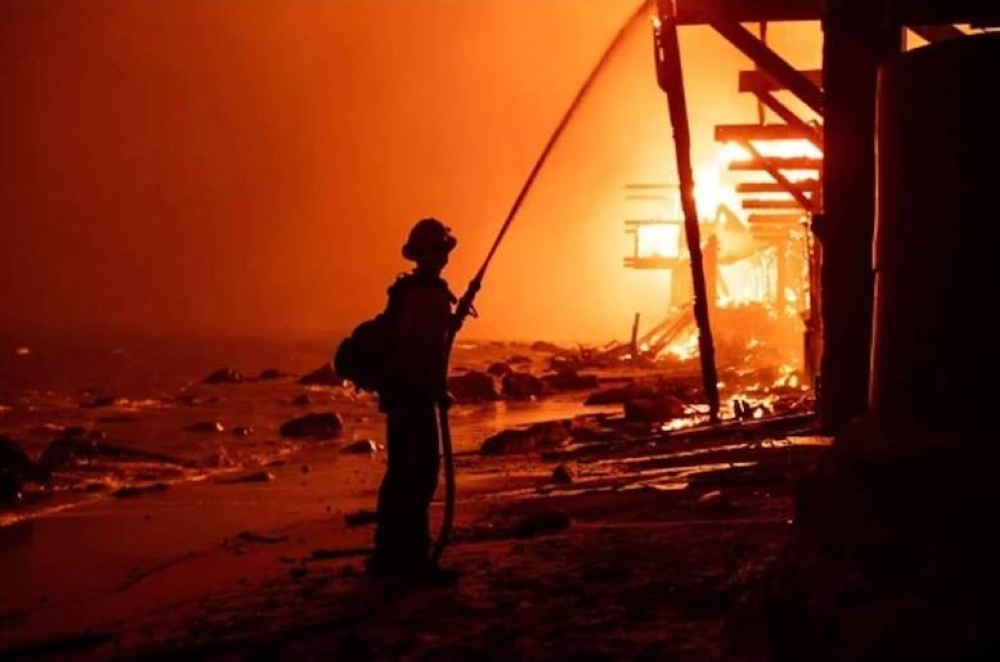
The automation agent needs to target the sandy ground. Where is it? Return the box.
[0,418,828,661]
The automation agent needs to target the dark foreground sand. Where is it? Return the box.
[0,420,827,661]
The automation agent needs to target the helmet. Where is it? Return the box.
[402,217,457,262]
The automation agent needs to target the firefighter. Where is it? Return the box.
[369,217,459,584]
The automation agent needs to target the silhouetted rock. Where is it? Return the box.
[480,420,572,456]
[448,371,499,403]
[184,421,224,433]
[501,372,545,399]
[279,412,344,440]
[231,426,254,437]
[551,463,577,485]
[487,362,513,377]
[38,436,100,474]
[297,364,344,387]
[0,436,34,485]
[342,439,378,454]
[291,394,312,406]
[204,368,243,384]
[258,368,286,381]
[542,369,599,391]
[624,395,687,423]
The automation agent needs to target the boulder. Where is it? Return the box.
[297,364,344,387]
[279,412,344,440]
[0,435,34,484]
[542,369,599,391]
[204,368,243,384]
[486,362,513,378]
[258,368,286,380]
[501,372,545,400]
[551,463,577,485]
[37,435,100,474]
[623,395,687,423]
[447,371,499,403]
[480,420,572,456]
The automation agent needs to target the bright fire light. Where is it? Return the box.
[636,223,682,258]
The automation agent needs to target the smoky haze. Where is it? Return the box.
[0,0,819,344]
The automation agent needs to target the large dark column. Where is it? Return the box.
[817,0,901,431]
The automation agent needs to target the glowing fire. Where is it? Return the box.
[635,223,682,259]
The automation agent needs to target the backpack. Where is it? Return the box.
[333,277,406,393]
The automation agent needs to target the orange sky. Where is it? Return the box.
[0,0,821,343]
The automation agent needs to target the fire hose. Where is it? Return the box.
[428,0,654,566]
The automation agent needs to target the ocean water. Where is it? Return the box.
[0,334,618,526]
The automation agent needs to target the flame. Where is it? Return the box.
[636,223,682,259]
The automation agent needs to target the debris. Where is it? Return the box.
[279,412,344,440]
[204,368,243,384]
[237,531,289,545]
[341,439,378,454]
[184,421,225,433]
[297,364,344,387]
[112,483,169,499]
[215,471,275,485]
[542,370,599,391]
[487,362,513,377]
[624,395,686,423]
[481,421,572,456]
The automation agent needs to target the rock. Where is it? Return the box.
[258,368,285,380]
[542,369,599,391]
[551,463,577,485]
[344,509,379,527]
[291,394,312,406]
[279,412,344,440]
[501,372,545,400]
[37,436,99,474]
[238,531,289,544]
[297,364,344,387]
[507,355,532,365]
[204,368,243,384]
[184,421,225,433]
[447,371,499,403]
[231,426,254,437]
[480,420,572,456]
[1,471,23,506]
[487,362,513,378]
[0,436,34,485]
[112,483,169,499]
[512,509,571,538]
[215,471,275,484]
[81,395,120,409]
[624,395,687,423]
[342,439,377,454]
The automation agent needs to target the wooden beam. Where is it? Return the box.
[673,0,820,24]
[900,1,1000,26]
[909,25,966,42]
[710,19,824,114]
[749,213,805,225]
[715,123,820,142]
[738,179,820,194]
[729,157,822,171]
[625,183,678,190]
[753,91,824,144]
[739,69,823,93]
[742,198,807,210]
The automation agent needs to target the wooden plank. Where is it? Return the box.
[739,69,823,93]
[737,179,820,193]
[715,123,819,142]
[742,198,807,210]
[673,0,820,24]
[749,213,805,225]
[909,25,967,42]
[728,157,822,171]
[625,183,678,190]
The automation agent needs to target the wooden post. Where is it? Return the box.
[654,0,721,423]
[817,0,902,431]
[630,312,641,360]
